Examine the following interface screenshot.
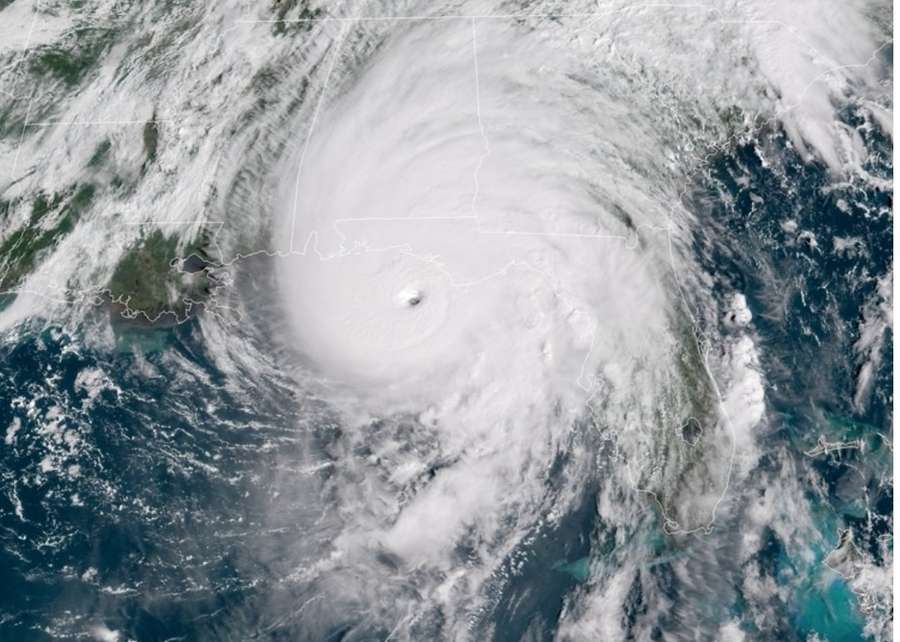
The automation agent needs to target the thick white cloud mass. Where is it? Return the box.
[0,0,889,638]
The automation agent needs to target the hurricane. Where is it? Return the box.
[0,1,892,641]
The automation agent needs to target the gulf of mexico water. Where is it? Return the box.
[0,1,893,640]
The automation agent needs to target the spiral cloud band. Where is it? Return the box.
[272,12,742,628]
[0,0,888,639]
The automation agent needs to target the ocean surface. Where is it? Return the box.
[0,1,893,640]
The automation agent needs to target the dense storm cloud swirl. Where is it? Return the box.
[271,13,741,636]
[0,0,890,639]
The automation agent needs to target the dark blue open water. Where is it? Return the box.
[0,67,892,642]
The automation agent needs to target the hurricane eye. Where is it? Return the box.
[398,288,423,308]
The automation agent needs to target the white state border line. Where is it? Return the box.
[265,8,731,536]
[0,2,889,548]
[231,4,886,540]
[236,5,726,24]
[23,119,175,127]
[6,8,40,182]
[284,14,634,255]
[288,19,350,254]
[0,7,38,99]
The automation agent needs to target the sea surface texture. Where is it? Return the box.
[0,1,893,640]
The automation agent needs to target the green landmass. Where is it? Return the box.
[271,0,323,35]
[0,183,95,291]
[676,325,719,431]
[28,27,114,87]
[87,138,112,168]
[105,228,217,324]
[142,117,159,165]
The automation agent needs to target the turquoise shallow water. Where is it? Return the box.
[796,576,867,642]
[0,5,892,641]
[688,113,892,641]
[0,116,892,641]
